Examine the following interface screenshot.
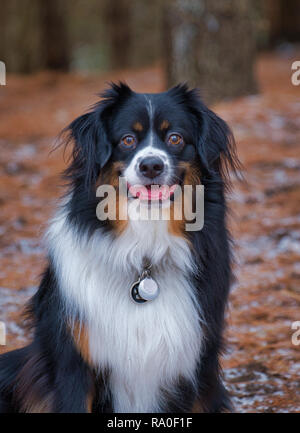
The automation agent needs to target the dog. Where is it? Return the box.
[0,82,238,413]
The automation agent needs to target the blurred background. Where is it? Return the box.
[0,0,299,412]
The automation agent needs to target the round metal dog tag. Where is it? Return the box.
[138,277,159,301]
[130,277,159,303]
[130,280,147,304]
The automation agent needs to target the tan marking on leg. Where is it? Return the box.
[191,399,204,413]
[72,321,92,365]
[86,391,94,413]
[15,354,54,413]
[21,395,55,413]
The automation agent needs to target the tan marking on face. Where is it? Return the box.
[96,161,124,189]
[168,210,186,238]
[96,161,128,234]
[180,161,202,187]
[167,162,201,239]
[133,121,143,132]
[160,119,170,131]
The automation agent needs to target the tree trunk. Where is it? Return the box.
[164,0,258,103]
[0,0,41,73]
[266,0,300,46]
[104,0,131,70]
[39,0,70,71]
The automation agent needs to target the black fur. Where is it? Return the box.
[0,82,238,412]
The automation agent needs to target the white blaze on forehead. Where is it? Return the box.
[145,95,154,147]
[145,95,154,122]
[124,95,172,185]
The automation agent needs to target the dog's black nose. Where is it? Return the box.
[139,157,164,179]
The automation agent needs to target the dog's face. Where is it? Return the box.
[107,90,198,200]
[66,82,237,210]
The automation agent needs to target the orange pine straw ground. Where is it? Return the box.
[0,51,299,412]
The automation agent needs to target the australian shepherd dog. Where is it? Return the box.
[0,83,238,413]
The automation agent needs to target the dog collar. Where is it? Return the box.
[130,264,159,304]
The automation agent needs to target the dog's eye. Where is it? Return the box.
[120,135,137,150]
[167,133,184,149]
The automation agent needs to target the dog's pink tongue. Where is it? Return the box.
[129,184,177,201]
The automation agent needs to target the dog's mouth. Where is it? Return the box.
[127,171,185,201]
[128,183,179,201]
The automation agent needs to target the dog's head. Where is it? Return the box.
[65,82,237,191]
[66,84,237,240]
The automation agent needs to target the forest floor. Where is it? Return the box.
[0,50,299,412]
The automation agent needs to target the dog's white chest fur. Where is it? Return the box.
[48,211,203,412]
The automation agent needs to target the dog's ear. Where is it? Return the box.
[69,109,111,182]
[169,84,240,180]
[192,93,239,180]
[64,82,132,189]
[196,107,235,174]
[194,96,241,181]
[70,111,111,169]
